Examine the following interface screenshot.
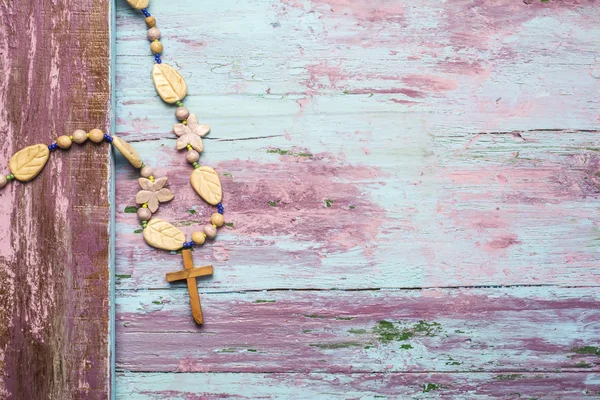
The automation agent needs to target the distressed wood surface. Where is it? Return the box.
[117,372,600,399]
[117,287,599,373]
[115,0,600,398]
[0,0,113,398]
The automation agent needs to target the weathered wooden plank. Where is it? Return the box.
[115,0,600,130]
[113,130,600,291]
[116,287,600,373]
[0,0,112,398]
[117,371,600,399]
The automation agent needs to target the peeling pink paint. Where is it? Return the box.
[115,150,385,262]
[282,0,404,23]
[401,74,459,93]
[483,234,521,252]
[116,288,600,373]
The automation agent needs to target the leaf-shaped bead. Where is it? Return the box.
[9,144,50,182]
[152,63,187,104]
[190,166,222,205]
[126,0,150,10]
[112,135,143,168]
[143,218,185,251]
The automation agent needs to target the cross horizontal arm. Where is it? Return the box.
[166,265,213,282]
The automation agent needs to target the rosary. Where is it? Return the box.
[0,0,221,325]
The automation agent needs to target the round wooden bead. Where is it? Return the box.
[89,128,104,143]
[0,175,6,188]
[56,135,72,149]
[191,231,206,245]
[150,41,163,54]
[145,16,156,28]
[186,150,200,164]
[140,166,154,178]
[137,207,152,221]
[147,28,161,41]
[175,107,189,121]
[72,129,88,144]
[211,213,225,227]
[204,224,217,239]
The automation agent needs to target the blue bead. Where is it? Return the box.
[156,59,162,64]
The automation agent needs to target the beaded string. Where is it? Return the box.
[0,130,113,190]
[1,3,226,256]
[1,1,225,325]
[136,6,226,249]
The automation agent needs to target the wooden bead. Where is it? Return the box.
[186,150,200,164]
[0,175,6,188]
[191,231,206,245]
[140,166,153,178]
[143,218,185,251]
[204,224,217,239]
[147,28,161,41]
[56,135,72,149]
[112,135,143,168]
[145,16,156,28]
[72,129,87,144]
[9,144,50,182]
[126,0,149,10]
[190,166,222,205]
[152,63,187,104]
[175,107,189,121]
[211,213,225,227]
[150,41,163,54]
[137,208,152,221]
[89,128,104,143]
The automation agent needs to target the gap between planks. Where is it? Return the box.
[115,370,599,375]
[117,283,600,294]
[127,134,284,143]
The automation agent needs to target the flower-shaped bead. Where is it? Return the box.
[135,177,174,213]
[173,113,210,152]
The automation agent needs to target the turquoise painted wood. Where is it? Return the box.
[115,0,600,398]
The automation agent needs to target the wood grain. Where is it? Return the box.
[118,372,600,399]
[115,0,600,397]
[116,287,599,373]
[0,0,112,398]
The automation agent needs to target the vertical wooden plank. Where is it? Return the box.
[0,0,112,398]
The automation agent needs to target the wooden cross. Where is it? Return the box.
[166,249,213,325]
